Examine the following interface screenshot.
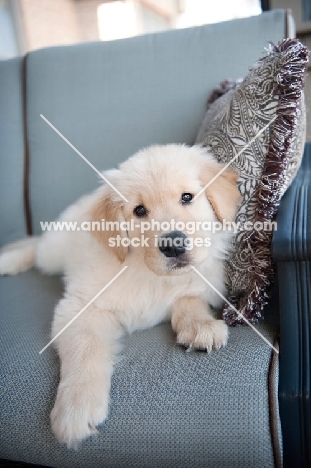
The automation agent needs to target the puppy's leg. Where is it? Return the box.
[171,296,228,352]
[50,297,121,448]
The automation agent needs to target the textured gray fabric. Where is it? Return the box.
[0,58,27,246]
[24,10,288,234]
[0,270,279,467]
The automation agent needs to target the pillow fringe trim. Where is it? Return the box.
[223,39,309,326]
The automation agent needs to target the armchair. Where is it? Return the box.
[0,9,309,468]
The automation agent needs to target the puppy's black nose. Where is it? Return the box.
[158,231,187,258]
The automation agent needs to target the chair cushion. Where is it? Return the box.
[0,270,279,467]
[23,10,288,235]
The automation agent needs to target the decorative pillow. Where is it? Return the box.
[196,39,309,325]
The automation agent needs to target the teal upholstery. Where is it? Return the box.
[272,144,311,465]
[0,58,27,245]
[25,9,287,234]
[0,10,289,467]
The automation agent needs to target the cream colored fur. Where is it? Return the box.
[0,144,240,448]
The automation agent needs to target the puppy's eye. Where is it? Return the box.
[133,205,147,217]
[181,193,193,204]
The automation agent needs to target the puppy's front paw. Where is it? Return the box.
[177,318,228,352]
[51,379,109,448]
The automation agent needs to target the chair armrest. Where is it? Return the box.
[272,144,311,262]
[272,144,311,467]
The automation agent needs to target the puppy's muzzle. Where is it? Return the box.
[158,231,187,258]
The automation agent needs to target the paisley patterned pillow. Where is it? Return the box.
[196,39,309,325]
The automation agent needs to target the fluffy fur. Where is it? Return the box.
[0,144,241,448]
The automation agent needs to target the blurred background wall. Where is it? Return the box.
[0,0,261,56]
[0,0,310,140]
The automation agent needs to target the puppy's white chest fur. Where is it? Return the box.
[104,268,205,333]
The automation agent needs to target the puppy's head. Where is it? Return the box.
[91,145,241,275]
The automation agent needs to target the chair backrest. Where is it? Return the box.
[0,9,290,241]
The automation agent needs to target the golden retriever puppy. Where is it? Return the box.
[0,144,240,448]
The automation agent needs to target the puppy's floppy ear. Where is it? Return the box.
[90,185,128,263]
[200,161,241,222]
